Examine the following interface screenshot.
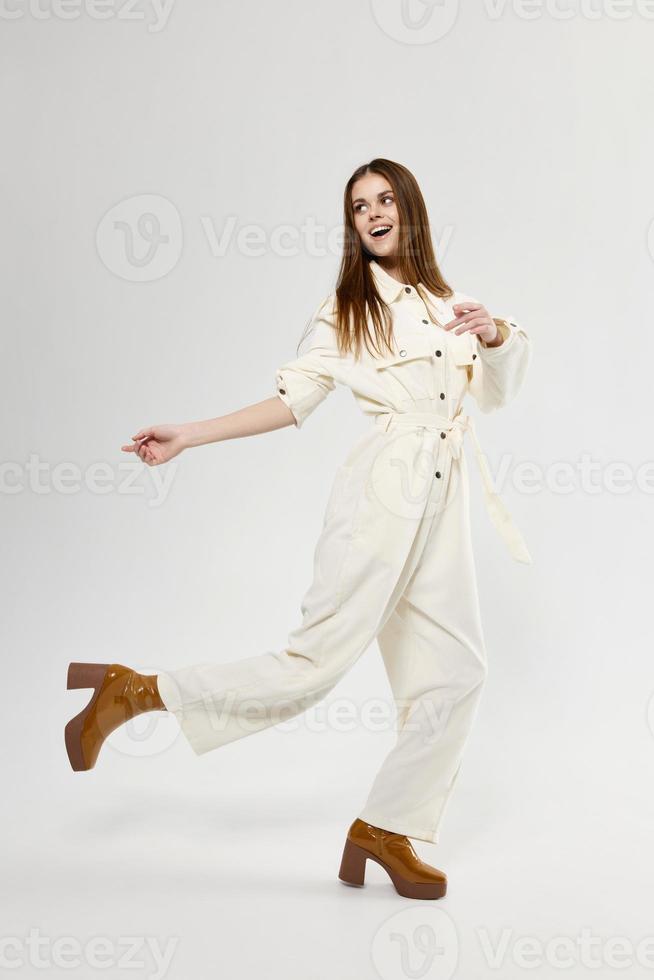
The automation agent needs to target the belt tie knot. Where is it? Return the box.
[375,409,532,565]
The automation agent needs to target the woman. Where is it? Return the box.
[65,158,532,901]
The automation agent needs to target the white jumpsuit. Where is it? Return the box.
[157,259,532,844]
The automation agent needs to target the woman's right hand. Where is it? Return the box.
[121,424,187,466]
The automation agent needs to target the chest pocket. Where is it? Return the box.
[447,330,479,387]
[448,330,478,365]
[372,331,436,400]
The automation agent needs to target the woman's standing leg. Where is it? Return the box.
[356,451,488,844]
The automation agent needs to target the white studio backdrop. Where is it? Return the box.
[2,2,654,979]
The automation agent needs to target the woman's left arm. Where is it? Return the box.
[445,299,532,413]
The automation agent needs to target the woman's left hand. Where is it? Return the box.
[444,302,502,347]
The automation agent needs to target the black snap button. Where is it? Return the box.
[440,431,446,439]
[435,350,441,357]
[279,388,286,395]
[404,286,411,293]
[435,471,441,479]
[399,349,407,357]
[472,353,477,359]
[439,392,445,400]
[422,319,429,324]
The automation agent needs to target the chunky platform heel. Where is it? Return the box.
[338,837,368,887]
[67,662,110,692]
[337,818,447,900]
[65,663,111,771]
[65,662,164,772]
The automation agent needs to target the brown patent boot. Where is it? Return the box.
[65,662,166,772]
[338,818,447,899]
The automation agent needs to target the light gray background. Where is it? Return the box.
[2,1,653,978]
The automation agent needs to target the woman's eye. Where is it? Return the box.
[382,196,393,205]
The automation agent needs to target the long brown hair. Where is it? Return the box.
[331,158,453,359]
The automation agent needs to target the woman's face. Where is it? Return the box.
[351,172,399,260]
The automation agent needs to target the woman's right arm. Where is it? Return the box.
[124,293,339,466]
[121,396,296,466]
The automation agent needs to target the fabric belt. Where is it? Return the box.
[374,410,532,565]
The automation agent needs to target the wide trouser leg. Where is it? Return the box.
[157,426,447,757]
[357,452,488,844]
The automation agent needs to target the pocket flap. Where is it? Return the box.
[374,332,434,368]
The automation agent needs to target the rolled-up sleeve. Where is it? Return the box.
[469,314,532,413]
[274,295,339,429]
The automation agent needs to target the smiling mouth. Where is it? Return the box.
[369,225,392,239]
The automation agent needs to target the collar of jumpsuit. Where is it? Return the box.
[367,258,532,565]
[368,258,415,304]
